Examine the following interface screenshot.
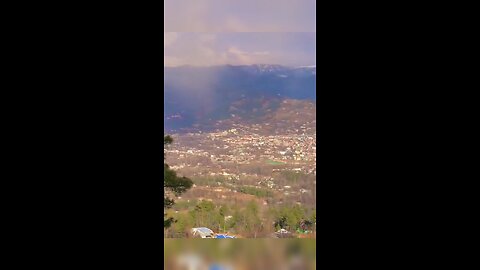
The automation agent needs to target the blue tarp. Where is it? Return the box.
[215,234,234,239]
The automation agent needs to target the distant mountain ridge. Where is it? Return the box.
[164,64,316,132]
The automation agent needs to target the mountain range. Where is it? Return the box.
[164,64,316,132]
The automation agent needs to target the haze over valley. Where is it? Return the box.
[165,64,316,132]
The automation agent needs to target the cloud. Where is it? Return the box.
[164,33,227,66]
[164,33,315,67]
[225,47,273,65]
[227,47,270,56]
[164,55,182,67]
[164,0,316,32]
[164,33,178,47]
[163,1,315,66]
[224,17,250,32]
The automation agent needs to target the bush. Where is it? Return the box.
[238,186,273,197]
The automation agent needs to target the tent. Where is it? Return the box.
[191,227,214,238]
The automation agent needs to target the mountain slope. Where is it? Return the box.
[164,64,316,132]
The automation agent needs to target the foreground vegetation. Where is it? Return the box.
[165,199,316,238]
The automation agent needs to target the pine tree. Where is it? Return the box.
[164,135,193,228]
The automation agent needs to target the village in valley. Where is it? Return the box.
[164,106,317,238]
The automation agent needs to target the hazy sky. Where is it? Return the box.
[164,0,316,67]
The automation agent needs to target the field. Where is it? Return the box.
[266,159,285,165]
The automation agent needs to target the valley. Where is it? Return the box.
[164,65,317,238]
[164,100,316,238]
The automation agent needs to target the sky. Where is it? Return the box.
[164,0,316,67]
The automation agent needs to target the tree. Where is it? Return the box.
[274,216,288,230]
[171,213,194,236]
[244,201,261,238]
[272,205,306,232]
[219,205,228,233]
[194,200,214,226]
[164,135,193,228]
